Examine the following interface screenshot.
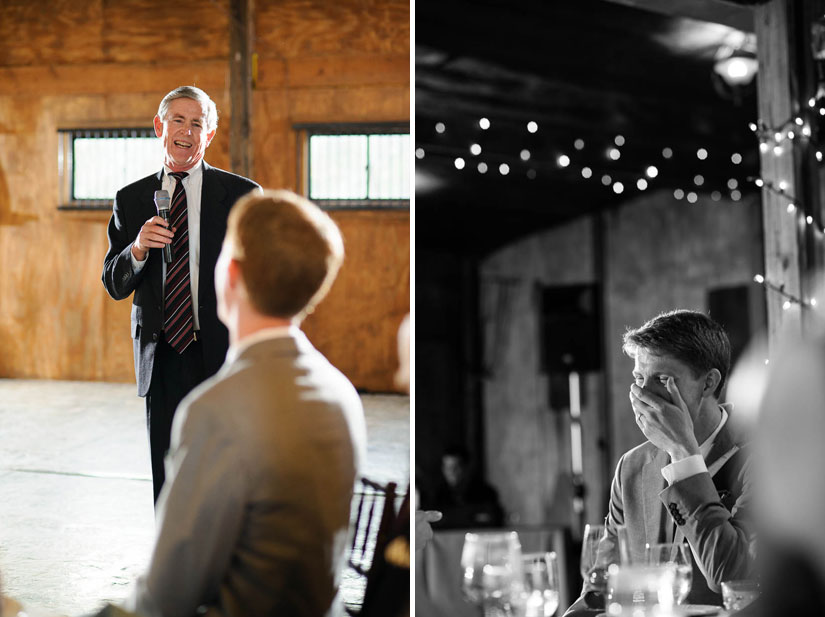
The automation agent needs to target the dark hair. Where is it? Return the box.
[443,444,470,462]
[622,310,731,398]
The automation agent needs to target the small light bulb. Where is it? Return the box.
[788,130,795,140]
[788,203,796,213]
[812,298,818,307]
[608,147,621,161]
[470,143,482,156]
[662,147,673,159]
[810,97,817,108]
[749,122,758,132]
[754,274,765,283]
[415,148,425,159]
[783,300,792,311]
[637,178,648,191]
[694,174,704,186]
[558,154,570,168]
[774,145,783,156]
[477,162,488,174]
[760,142,769,153]
[613,182,624,194]
[807,215,814,224]
[601,174,612,186]
[435,122,446,133]
[779,181,788,191]
[520,149,531,161]
[499,163,509,175]
[574,139,585,150]
[819,107,825,116]
[687,192,698,204]
[764,358,770,365]
[674,189,685,200]
[582,167,592,179]
[479,117,490,130]
[727,178,738,190]
[527,121,538,133]
[697,148,708,160]
[615,135,625,146]
[711,191,722,201]
[775,132,783,142]
[454,157,465,170]
[527,169,537,179]
[646,165,659,178]
[795,117,804,126]
[803,126,812,137]
[732,153,742,164]
[730,190,741,201]
[755,178,764,187]
[818,151,823,162]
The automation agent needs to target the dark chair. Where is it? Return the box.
[345,478,408,616]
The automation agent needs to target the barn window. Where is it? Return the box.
[296,123,410,209]
[58,128,162,210]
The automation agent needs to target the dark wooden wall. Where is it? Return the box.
[0,0,409,391]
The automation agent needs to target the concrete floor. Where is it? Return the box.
[0,379,410,616]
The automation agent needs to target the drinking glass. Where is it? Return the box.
[461,531,524,616]
[606,564,677,616]
[645,542,693,604]
[721,580,760,610]
[580,524,629,595]
[517,552,560,617]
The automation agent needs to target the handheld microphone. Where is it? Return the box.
[154,190,173,264]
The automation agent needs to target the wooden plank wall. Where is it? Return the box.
[0,0,410,392]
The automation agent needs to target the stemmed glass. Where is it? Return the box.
[461,531,523,616]
[645,542,693,604]
[518,552,560,617]
[580,524,629,597]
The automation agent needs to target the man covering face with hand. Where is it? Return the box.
[563,310,753,616]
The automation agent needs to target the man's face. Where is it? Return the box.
[153,97,216,172]
[631,348,707,421]
[441,455,465,488]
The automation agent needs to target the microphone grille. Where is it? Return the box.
[154,189,171,211]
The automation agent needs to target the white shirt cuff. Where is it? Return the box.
[661,454,707,485]
[130,245,147,273]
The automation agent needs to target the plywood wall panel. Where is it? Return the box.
[0,0,104,66]
[102,0,229,63]
[256,0,409,58]
[302,210,410,392]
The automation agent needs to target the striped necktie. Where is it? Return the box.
[163,171,195,354]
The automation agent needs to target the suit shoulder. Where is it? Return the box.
[205,165,260,191]
[116,171,160,196]
[617,441,659,471]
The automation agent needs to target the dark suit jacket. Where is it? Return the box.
[102,162,259,396]
[565,422,753,614]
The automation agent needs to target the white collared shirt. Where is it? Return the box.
[661,404,738,484]
[131,163,205,329]
[225,325,299,365]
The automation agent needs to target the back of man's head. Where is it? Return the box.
[622,309,731,398]
[226,190,344,321]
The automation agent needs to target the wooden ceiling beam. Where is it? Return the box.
[599,0,754,31]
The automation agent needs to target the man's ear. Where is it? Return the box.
[153,115,163,138]
[226,257,242,291]
[205,128,217,148]
[703,368,722,397]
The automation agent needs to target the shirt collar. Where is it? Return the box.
[700,403,730,459]
[163,161,203,183]
[226,325,299,364]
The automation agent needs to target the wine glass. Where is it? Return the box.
[461,531,523,616]
[517,552,560,617]
[580,524,629,596]
[645,542,692,604]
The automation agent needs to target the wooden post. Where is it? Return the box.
[754,0,824,345]
[229,0,253,178]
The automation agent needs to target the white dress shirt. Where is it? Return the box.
[661,404,738,484]
[130,163,205,330]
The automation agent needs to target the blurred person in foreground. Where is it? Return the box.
[564,310,753,615]
[119,190,367,617]
[725,326,825,616]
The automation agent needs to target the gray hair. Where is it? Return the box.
[157,86,218,132]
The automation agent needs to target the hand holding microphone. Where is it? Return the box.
[130,192,175,262]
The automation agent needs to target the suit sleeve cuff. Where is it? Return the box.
[130,245,147,273]
[661,454,707,485]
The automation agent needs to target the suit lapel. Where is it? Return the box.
[704,422,735,470]
[198,162,228,296]
[642,447,670,547]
